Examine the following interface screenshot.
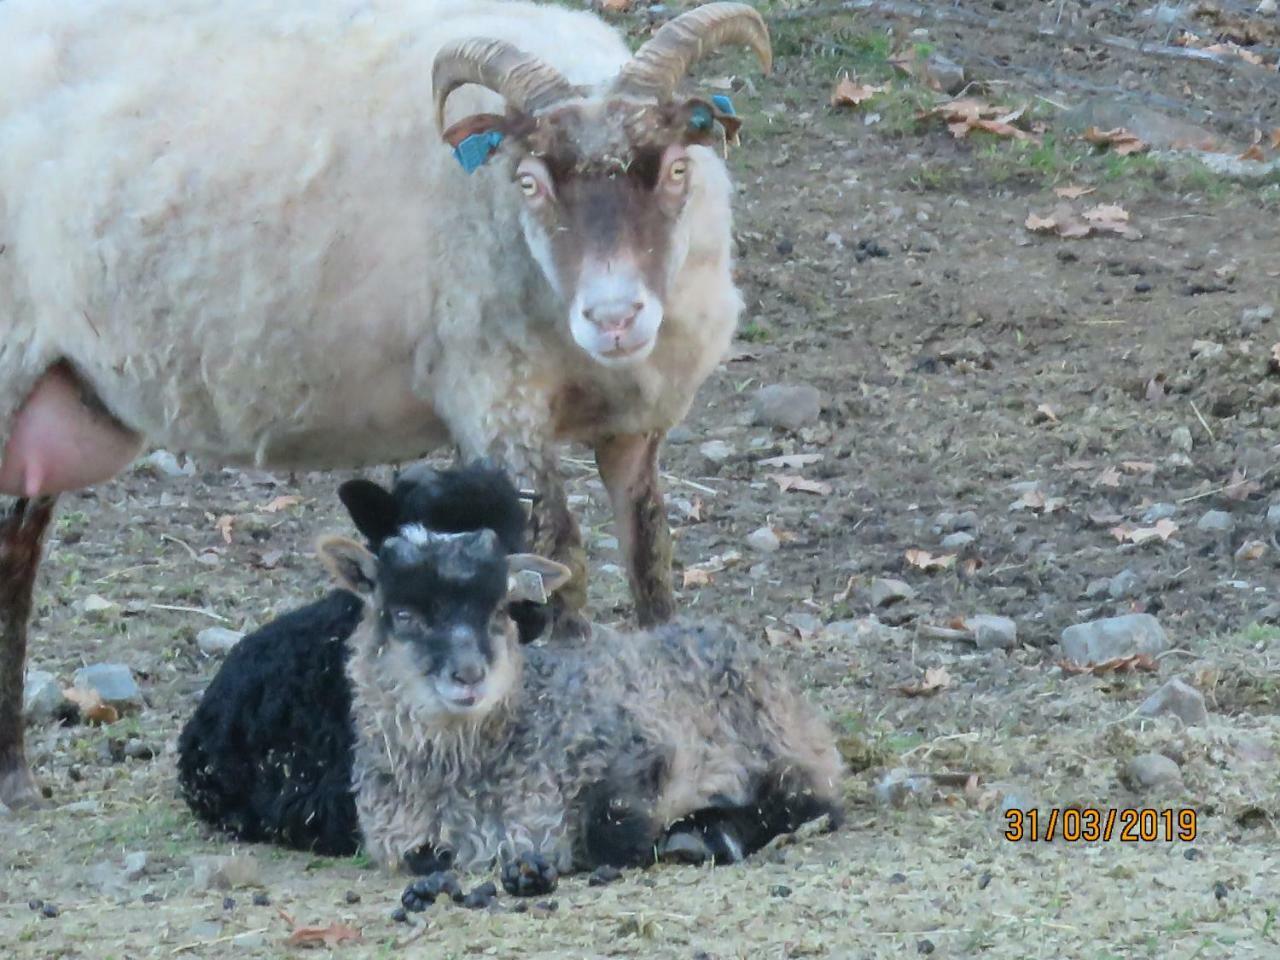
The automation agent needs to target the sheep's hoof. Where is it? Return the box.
[500,852,558,897]
[656,831,712,865]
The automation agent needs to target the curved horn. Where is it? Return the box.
[611,2,772,103]
[432,38,576,130]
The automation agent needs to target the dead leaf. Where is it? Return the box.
[261,495,302,513]
[1057,654,1158,676]
[600,0,631,10]
[1240,143,1267,162]
[1271,128,1280,151]
[757,453,824,469]
[831,76,887,108]
[769,474,833,496]
[1094,466,1122,488]
[1053,184,1095,199]
[1082,126,1149,155]
[214,514,236,544]
[905,548,957,571]
[1025,212,1058,232]
[1083,203,1129,223]
[1223,468,1261,502]
[253,549,284,570]
[1236,540,1267,562]
[1120,460,1156,476]
[1108,518,1178,544]
[682,567,714,589]
[63,687,119,726]
[1034,403,1059,423]
[898,667,952,697]
[285,922,362,949]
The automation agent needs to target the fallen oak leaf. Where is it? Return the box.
[905,548,957,571]
[260,495,303,513]
[831,75,887,108]
[285,922,362,949]
[62,687,119,726]
[214,514,236,544]
[1056,654,1158,676]
[1240,143,1267,162]
[1082,126,1148,155]
[898,666,952,697]
[681,567,715,589]
[757,453,824,469]
[769,474,833,496]
[1108,518,1178,544]
[1053,184,1095,199]
[1082,203,1130,223]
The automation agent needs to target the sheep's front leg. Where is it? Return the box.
[522,452,590,639]
[594,431,674,627]
[0,496,57,809]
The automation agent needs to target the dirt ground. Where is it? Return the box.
[3,1,1280,957]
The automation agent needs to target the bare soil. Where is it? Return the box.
[3,2,1279,958]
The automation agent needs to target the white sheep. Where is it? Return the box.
[0,0,772,808]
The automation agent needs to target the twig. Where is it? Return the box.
[149,603,230,623]
[159,533,199,561]
[93,563,159,584]
[172,927,270,955]
[1189,399,1216,442]
[1177,462,1278,503]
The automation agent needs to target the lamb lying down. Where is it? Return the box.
[176,461,548,857]
[318,522,846,888]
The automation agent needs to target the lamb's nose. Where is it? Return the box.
[451,660,486,687]
[584,301,642,336]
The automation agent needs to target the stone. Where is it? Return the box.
[751,384,823,431]
[1108,569,1140,600]
[870,578,914,607]
[23,670,67,724]
[1083,578,1110,600]
[745,527,781,553]
[191,855,261,891]
[967,614,1017,650]
[873,768,931,808]
[1142,502,1177,523]
[80,594,119,621]
[143,449,196,478]
[196,627,244,657]
[940,531,974,550]
[665,425,693,444]
[1138,678,1208,725]
[73,664,141,708]
[1197,510,1234,533]
[1121,753,1182,792]
[1170,426,1193,453]
[123,852,149,881]
[698,440,735,465]
[1242,304,1274,326]
[1266,503,1280,529]
[1059,613,1168,665]
[124,738,154,761]
[923,52,965,94]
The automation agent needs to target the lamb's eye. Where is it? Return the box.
[518,173,540,198]
[667,159,688,183]
[391,607,415,625]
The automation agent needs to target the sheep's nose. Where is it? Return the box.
[451,660,486,687]
[584,300,642,336]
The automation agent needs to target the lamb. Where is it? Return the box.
[0,0,774,807]
[176,460,547,857]
[315,521,846,883]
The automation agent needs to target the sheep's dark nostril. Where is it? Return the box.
[451,662,486,687]
[584,301,641,334]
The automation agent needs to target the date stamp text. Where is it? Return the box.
[1004,807,1197,843]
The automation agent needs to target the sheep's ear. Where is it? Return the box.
[317,535,379,594]
[337,480,399,547]
[441,113,509,174]
[506,553,574,604]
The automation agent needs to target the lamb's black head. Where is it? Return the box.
[317,526,571,717]
[335,460,549,644]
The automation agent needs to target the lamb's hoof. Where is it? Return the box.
[0,764,47,811]
[501,852,558,897]
[657,831,712,865]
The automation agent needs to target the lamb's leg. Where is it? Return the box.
[0,495,56,809]
[594,431,674,627]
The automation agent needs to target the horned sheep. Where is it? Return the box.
[175,461,549,857]
[316,519,846,883]
[0,0,774,808]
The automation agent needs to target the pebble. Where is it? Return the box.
[1170,426,1193,452]
[197,627,244,657]
[1121,753,1182,792]
[1235,540,1267,562]
[751,383,823,431]
[873,768,931,807]
[588,865,623,887]
[191,854,261,891]
[1241,304,1274,330]
[1197,510,1234,533]
[1142,502,1177,523]
[1108,569,1139,600]
[967,614,1018,650]
[923,52,965,94]
[1265,503,1280,529]
[123,852,149,881]
[143,449,195,478]
[940,531,975,550]
[698,440,735,465]
[665,425,693,444]
[124,738,155,761]
[1059,613,1168,664]
[1138,678,1208,725]
[869,578,914,607]
[80,594,119,621]
[745,527,781,553]
[23,670,67,724]
[73,664,142,708]
[936,510,979,533]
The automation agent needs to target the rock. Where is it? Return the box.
[869,578,914,608]
[874,768,931,808]
[751,383,823,431]
[73,664,141,708]
[1240,305,1274,335]
[1061,98,1221,152]
[80,595,119,621]
[745,527,781,554]
[1139,678,1208,725]
[1197,510,1234,533]
[1266,503,1280,529]
[940,531,974,550]
[1059,613,1168,665]
[23,670,67,724]
[1235,540,1267,562]
[1142,502,1177,523]
[196,627,244,657]
[143,449,196,478]
[1190,339,1224,360]
[1170,426,1193,453]
[665,425,694,444]
[123,852,149,881]
[698,440,735,465]
[191,855,261,891]
[1160,148,1280,183]
[967,614,1017,650]
[1121,753,1182,792]
[1108,569,1140,600]
[924,52,965,94]
[124,738,154,761]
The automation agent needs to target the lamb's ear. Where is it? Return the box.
[317,535,379,594]
[337,480,398,547]
[506,553,574,604]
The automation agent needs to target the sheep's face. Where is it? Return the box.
[445,97,739,368]
[318,529,572,718]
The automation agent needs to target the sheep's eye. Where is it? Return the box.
[667,159,688,183]
[518,174,540,198]
[390,607,416,625]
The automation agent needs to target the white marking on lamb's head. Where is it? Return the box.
[432,3,770,368]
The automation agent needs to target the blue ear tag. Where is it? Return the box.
[453,130,505,174]
[689,104,714,132]
[711,94,735,117]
